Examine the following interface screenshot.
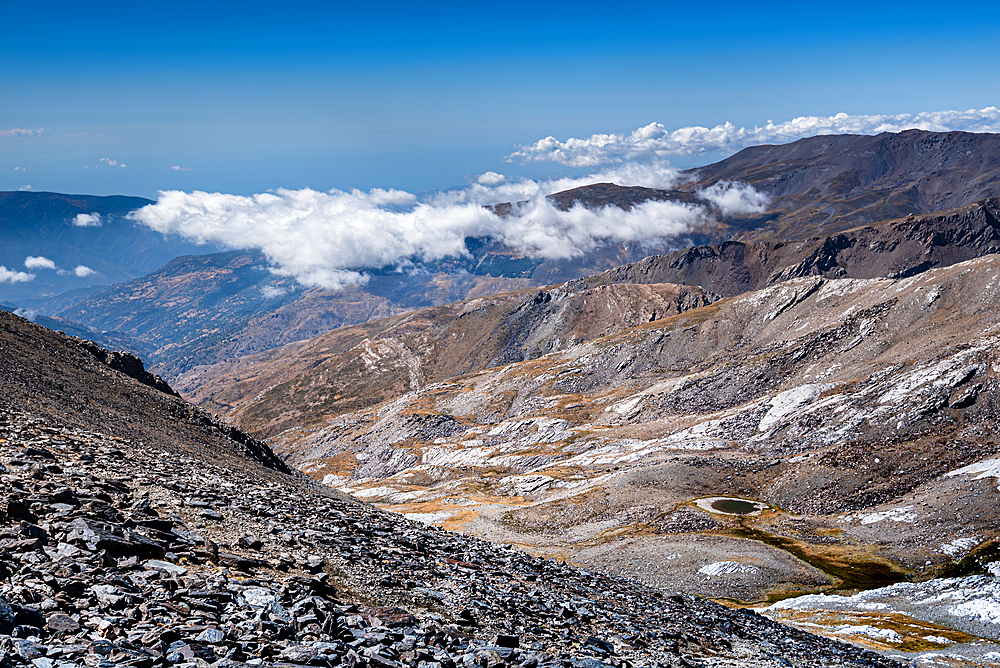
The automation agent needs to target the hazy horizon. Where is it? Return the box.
[3,0,999,198]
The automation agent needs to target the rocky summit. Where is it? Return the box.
[0,312,903,668]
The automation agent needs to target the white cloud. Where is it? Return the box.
[697,181,770,216]
[477,171,506,186]
[0,266,35,283]
[99,158,126,168]
[508,107,1000,166]
[24,256,56,270]
[429,163,685,209]
[14,166,25,172]
[73,213,102,227]
[13,308,37,322]
[73,265,96,277]
[130,163,741,290]
[19,185,31,191]
[0,128,46,138]
[261,285,288,298]
[170,164,193,172]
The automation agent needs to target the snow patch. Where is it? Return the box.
[939,537,980,556]
[841,506,919,525]
[763,573,1000,641]
[833,625,902,643]
[698,561,760,576]
[948,598,1000,625]
[758,384,827,432]
[347,485,400,499]
[321,474,348,486]
[945,458,1000,491]
[403,511,456,525]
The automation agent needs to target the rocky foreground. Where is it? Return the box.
[0,408,905,668]
[0,313,904,668]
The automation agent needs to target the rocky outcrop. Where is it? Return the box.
[75,339,178,396]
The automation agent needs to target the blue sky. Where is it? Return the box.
[3,0,1000,198]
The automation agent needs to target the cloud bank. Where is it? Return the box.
[508,107,1000,167]
[130,164,754,290]
[0,266,34,283]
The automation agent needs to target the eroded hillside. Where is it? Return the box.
[241,257,1000,656]
[177,283,718,437]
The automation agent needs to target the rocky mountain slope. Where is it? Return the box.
[0,191,216,304]
[0,301,147,356]
[0,311,288,475]
[218,256,1000,660]
[182,197,1000,439]
[679,129,1000,240]
[0,312,903,668]
[175,282,718,435]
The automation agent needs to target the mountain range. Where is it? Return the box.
[681,128,1000,240]
[9,129,1000,382]
[4,129,1000,664]
[0,191,219,305]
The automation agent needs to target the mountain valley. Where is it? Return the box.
[4,129,1000,666]
[0,312,905,668]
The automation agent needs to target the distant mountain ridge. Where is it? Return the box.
[570,197,1000,297]
[0,190,219,303]
[57,236,715,380]
[680,129,1000,239]
[16,129,1000,381]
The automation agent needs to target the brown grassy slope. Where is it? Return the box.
[177,282,717,438]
